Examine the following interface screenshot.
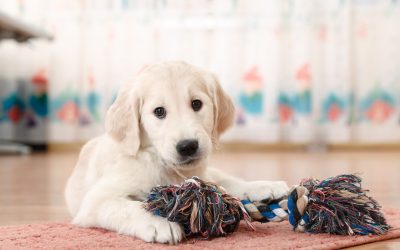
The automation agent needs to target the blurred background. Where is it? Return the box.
[0,0,399,150]
[0,2,400,241]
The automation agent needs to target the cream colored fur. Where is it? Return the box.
[65,61,288,244]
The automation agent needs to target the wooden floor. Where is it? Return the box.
[1,150,400,249]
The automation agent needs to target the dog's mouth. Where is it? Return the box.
[175,157,200,167]
[171,153,203,167]
[161,153,204,169]
[177,157,198,166]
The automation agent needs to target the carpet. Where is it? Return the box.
[1,208,399,250]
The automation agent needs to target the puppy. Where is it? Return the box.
[65,61,289,244]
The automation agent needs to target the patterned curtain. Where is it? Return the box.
[0,0,399,144]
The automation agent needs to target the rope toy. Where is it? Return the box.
[144,174,389,239]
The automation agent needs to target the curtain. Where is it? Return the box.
[0,0,399,144]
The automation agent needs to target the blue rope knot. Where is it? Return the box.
[241,185,310,232]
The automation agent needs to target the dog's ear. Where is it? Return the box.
[105,84,141,156]
[208,74,235,144]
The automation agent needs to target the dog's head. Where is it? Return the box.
[105,61,235,168]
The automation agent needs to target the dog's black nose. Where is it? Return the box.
[176,139,198,157]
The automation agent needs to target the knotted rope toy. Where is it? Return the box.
[144,174,389,239]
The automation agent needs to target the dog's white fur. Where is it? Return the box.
[65,61,289,244]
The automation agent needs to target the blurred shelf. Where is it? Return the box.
[0,11,53,42]
[0,141,31,155]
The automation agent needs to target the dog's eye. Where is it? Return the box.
[191,99,202,112]
[153,107,166,119]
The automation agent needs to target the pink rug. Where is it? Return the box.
[1,208,399,250]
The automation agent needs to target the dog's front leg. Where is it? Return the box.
[206,167,289,201]
[72,178,183,244]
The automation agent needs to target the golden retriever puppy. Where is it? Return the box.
[65,61,288,244]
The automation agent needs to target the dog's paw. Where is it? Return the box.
[242,180,289,202]
[135,216,183,244]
